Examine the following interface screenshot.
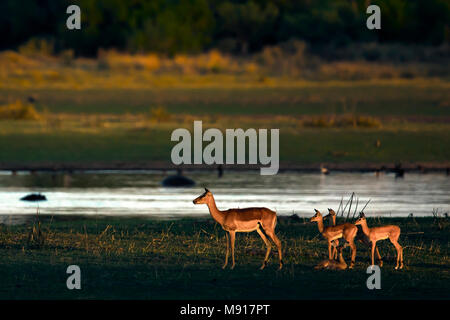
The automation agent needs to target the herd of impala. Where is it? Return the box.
[193,188,404,271]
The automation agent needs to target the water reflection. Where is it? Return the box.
[0,170,448,218]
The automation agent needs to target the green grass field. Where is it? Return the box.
[0,216,448,299]
[1,126,449,165]
[0,80,449,167]
[1,81,449,116]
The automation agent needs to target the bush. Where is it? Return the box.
[149,106,171,123]
[0,100,41,120]
[303,116,333,128]
[60,49,75,66]
[354,116,382,128]
[303,115,381,128]
[18,38,54,57]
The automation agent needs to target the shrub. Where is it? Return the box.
[0,100,41,120]
[99,50,161,71]
[303,115,381,128]
[149,106,171,122]
[303,116,334,128]
[60,49,75,66]
[18,38,54,57]
[354,116,382,128]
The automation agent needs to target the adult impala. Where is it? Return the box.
[193,188,283,270]
[310,209,357,268]
[325,208,383,266]
[355,212,403,269]
[323,208,340,259]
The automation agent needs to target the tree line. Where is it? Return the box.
[0,0,448,56]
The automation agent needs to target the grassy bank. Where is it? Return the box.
[1,81,449,116]
[0,51,449,167]
[0,215,448,299]
[0,80,449,166]
[1,125,449,165]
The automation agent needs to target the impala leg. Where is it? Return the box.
[327,240,333,260]
[400,242,404,269]
[222,232,230,269]
[375,245,383,267]
[401,246,404,269]
[331,240,338,259]
[266,230,283,270]
[391,239,403,270]
[371,242,376,267]
[256,227,271,270]
[348,239,356,269]
[229,231,236,270]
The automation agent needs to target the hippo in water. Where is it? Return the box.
[20,193,47,202]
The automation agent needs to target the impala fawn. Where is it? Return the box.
[354,212,403,269]
[193,188,283,270]
[326,208,383,266]
[310,209,357,268]
[314,247,347,270]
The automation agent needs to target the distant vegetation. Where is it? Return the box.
[0,0,448,57]
[0,48,448,92]
[149,106,172,123]
[303,115,382,128]
[0,100,41,120]
[0,1,448,167]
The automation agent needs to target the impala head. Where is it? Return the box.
[324,208,336,219]
[193,188,213,205]
[310,209,323,222]
[354,212,366,225]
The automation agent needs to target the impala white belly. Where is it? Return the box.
[237,227,259,232]
[330,233,343,241]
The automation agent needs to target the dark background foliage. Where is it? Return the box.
[0,0,448,56]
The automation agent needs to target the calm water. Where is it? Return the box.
[0,170,448,222]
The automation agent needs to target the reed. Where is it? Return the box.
[26,207,46,248]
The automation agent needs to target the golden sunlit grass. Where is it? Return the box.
[149,106,172,123]
[303,114,382,128]
[1,110,448,136]
[98,49,161,71]
[0,49,448,165]
[0,49,447,90]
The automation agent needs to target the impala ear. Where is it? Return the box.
[314,209,318,213]
[204,188,209,193]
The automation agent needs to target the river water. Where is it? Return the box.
[0,170,448,222]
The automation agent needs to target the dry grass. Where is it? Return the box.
[302,114,382,128]
[2,110,447,136]
[0,47,447,90]
[97,49,161,71]
[149,106,172,123]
